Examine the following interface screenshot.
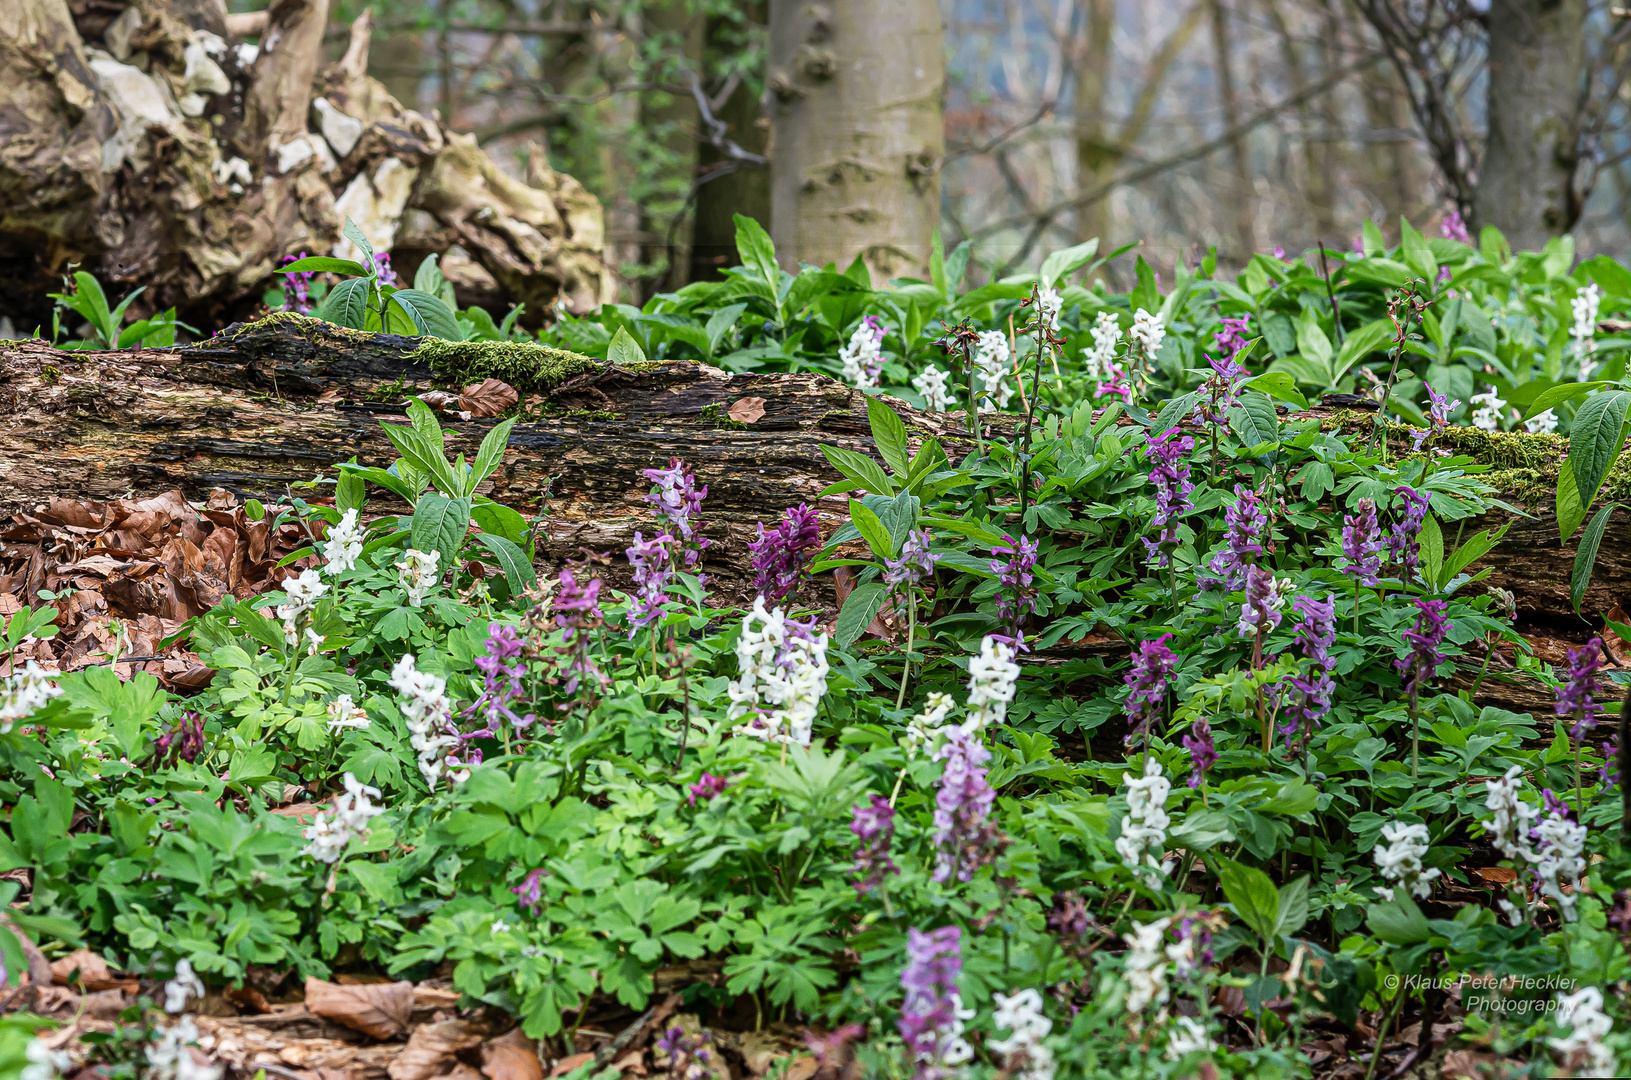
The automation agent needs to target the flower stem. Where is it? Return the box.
[895,593,917,711]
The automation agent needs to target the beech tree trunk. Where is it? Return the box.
[1472,0,1588,249]
[0,0,614,332]
[766,0,944,280]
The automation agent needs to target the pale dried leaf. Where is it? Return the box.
[727,397,765,424]
[305,976,414,1039]
[388,1020,485,1080]
[481,1029,544,1080]
[418,391,462,411]
[460,379,519,418]
[548,1055,593,1079]
[413,984,462,1009]
[50,949,112,987]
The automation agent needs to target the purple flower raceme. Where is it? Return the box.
[991,534,1040,650]
[850,794,899,895]
[1395,598,1451,700]
[1182,716,1218,789]
[371,252,399,288]
[1441,210,1471,244]
[1193,350,1251,427]
[898,926,974,1080]
[1411,384,1462,452]
[154,711,206,764]
[688,772,729,806]
[1207,485,1268,588]
[550,568,607,707]
[1387,486,1430,581]
[280,253,315,313]
[748,504,821,603]
[624,531,674,638]
[932,731,1001,884]
[1124,634,1178,747]
[468,623,534,733]
[1215,315,1253,360]
[1557,638,1605,740]
[885,529,940,594]
[512,868,547,914]
[1236,564,1286,641]
[1280,594,1337,747]
[1141,429,1196,570]
[642,458,709,572]
[1339,497,1383,586]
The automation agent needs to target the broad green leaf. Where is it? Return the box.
[1345,258,1414,287]
[866,397,910,477]
[322,277,373,330]
[834,583,887,648]
[414,252,445,294]
[847,500,894,560]
[1273,876,1310,939]
[705,304,748,356]
[1332,319,1395,382]
[1227,391,1279,449]
[1361,219,1386,257]
[388,289,462,341]
[1295,309,1333,373]
[336,470,366,513]
[1558,458,1587,543]
[283,256,371,277]
[411,493,472,575]
[1168,811,1234,852]
[1216,858,1279,942]
[609,326,647,366]
[343,216,375,262]
[1583,255,1631,299]
[1441,524,1506,582]
[73,272,113,342]
[1242,372,1308,410]
[469,419,516,496]
[1398,217,1438,280]
[1572,504,1621,614]
[1039,239,1099,288]
[819,444,895,497]
[1366,895,1431,945]
[943,241,972,297]
[1522,381,1604,421]
[472,532,538,594]
[1259,781,1318,816]
[1418,514,1443,589]
[1567,389,1631,507]
[734,214,780,293]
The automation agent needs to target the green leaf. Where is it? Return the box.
[1130,256,1159,315]
[72,272,113,343]
[1039,239,1099,288]
[1332,319,1395,382]
[322,277,373,330]
[1572,504,1621,614]
[1168,811,1234,852]
[1522,381,1604,421]
[1242,372,1308,410]
[834,583,887,648]
[733,214,780,294]
[1567,390,1631,507]
[468,419,516,496]
[704,304,748,356]
[1583,255,1631,299]
[1227,391,1280,449]
[1216,858,1279,942]
[819,445,895,497]
[471,532,538,594]
[411,493,472,575]
[337,470,366,513]
[1259,781,1318,816]
[608,326,647,366]
[943,241,972,297]
[1418,514,1443,589]
[1441,524,1506,582]
[473,500,529,544]
[865,397,910,477]
[388,289,462,341]
[1366,895,1431,945]
[1345,258,1414,287]
[1558,458,1587,544]
[343,217,375,263]
[1398,217,1438,280]
[283,256,371,277]
[1295,309,1333,373]
[1273,876,1311,939]
[1361,219,1386,257]
[847,500,894,560]
[414,252,446,294]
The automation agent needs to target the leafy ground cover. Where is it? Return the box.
[6,220,1631,1080]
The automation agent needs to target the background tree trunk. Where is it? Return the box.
[639,0,703,295]
[690,1,770,283]
[1472,0,1588,249]
[767,0,944,280]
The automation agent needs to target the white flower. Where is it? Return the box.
[962,635,1019,732]
[1164,1016,1214,1060]
[839,318,886,390]
[1372,821,1439,901]
[1036,285,1063,333]
[1572,284,1601,348]
[1498,897,1525,927]
[1469,386,1507,432]
[490,919,512,935]
[325,694,370,734]
[990,988,1054,1080]
[389,654,463,787]
[1534,811,1587,922]
[301,772,384,863]
[973,329,1014,412]
[396,548,441,607]
[323,508,365,575]
[912,364,953,412]
[1526,408,1559,434]
[728,598,829,746]
[303,626,325,656]
[1131,308,1166,359]
[1087,310,1123,380]
[279,568,328,618]
[0,661,62,733]
[1552,987,1617,1077]
[901,692,956,759]
[1483,765,1539,863]
[163,958,206,1014]
[1122,915,1173,1020]
[147,1018,222,1080]
[1116,757,1172,889]
[21,1039,72,1080]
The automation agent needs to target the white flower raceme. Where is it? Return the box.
[164,957,205,1014]
[1116,757,1172,889]
[1551,987,1617,1077]
[1122,915,1173,1021]
[21,1038,71,1080]
[147,1018,222,1080]
[276,568,328,647]
[1165,1016,1214,1060]
[1469,387,1507,432]
[1572,284,1601,353]
[1131,308,1166,359]
[1534,810,1588,922]
[1087,311,1123,380]
[1483,765,1539,862]
[912,364,953,412]
[962,635,1020,732]
[389,654,463,787]
[973,329,1014,412]
[1035,285,1063,333]
[0,661,62,733]
[901,692,956,760]
[1526,408,1559,434]
[302,772,384,863]
[396,548,441,607]
[839,318,886,389]
[325,694,370,734]
[1372,821,1439,901]
[990,988,1055,1080]
[727,598,830,746]
[323,508,364,574]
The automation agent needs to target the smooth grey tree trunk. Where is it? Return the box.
[767,0,944,279]
[1473,0,1588,249]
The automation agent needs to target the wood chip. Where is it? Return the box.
[460,379,519,418]
[305,977,414,1040]
[726,397,765,424]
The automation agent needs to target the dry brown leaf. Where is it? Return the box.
[460,379,519,419]
[388,1020,485,1080]
[738,1031,788,1076]
[609,1050,646,1077]
[481,1029,544,1080]
[1471,867,1517,886]
[548,1055,593,1079]
[412,984,462,1010]
[305,976,414,1040]
[1604,606,1629,665]
[50,949,112,987]
[781,1060,816,1080]
[417,391,462,411]
[727,397,766,424]
[225,985,272,1014]
[1441,1049,1497,1080]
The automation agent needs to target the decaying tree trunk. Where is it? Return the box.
[0,0,615,332]
[0,317,1624,718]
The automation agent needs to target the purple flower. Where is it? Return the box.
[1182,716,1217,788]
[1123,634,1177,746]
[1340,497,1383,586]
[1215,316,1253,359]
[1556,638,1604,740]
[1193,350,1250,427]
[749,504,821,603]
[1411,384,1462,450]
[371,252,399,288]
[898,926,967,1079]
[850,795,899,895]
[1236,564,1285,640]
[1441,211,1470,244]
[625,531,674,637]
[1280,595,1337,745]
[642,458,709,572]
[280,253,315,314]
[1387,486,1430,580]
[991,534,1039,650]
[1395,598,1451,700]
[1208,485,1268,588]
[154,711,206,764]
[688,772,729,806]
[932,731,1000,884]
[469,623,534,732]
[1540,788,1573,821]
[512,868,547,914]
[1171,916,1215,975]
[550,568,607,706]
[885,529,940,593]
[1141,428,1196,569]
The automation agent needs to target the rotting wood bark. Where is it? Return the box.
[0,315,1624,719]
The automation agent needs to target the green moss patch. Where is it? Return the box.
[411,337,600,395]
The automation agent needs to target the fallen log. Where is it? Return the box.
[0,315,1623,721]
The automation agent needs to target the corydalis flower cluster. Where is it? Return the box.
[839,316,886,389]
[748,504,821,604]
[642,458,708,572]
[470,622,534,734]
[991,534,1039,648]
[1117,757,1172,889]
[625,531,673,637]
[898,926,974,1080]
[396,548,440,607]
[1372,821,1438,901]
[964,635,1020,731]
[990,989,1054,1080]
[1557,638,1604,740]
[912,364,953,411]
[551,568,607,705]
[1208,485,1267,588]
[1280,594,1336,747]
[973,329,1014,412]
[1141,429,1194,571]
[850,794,898,895]
[886,529,940,594]
[728,598,829,746]
[302,772,384,863]
[0,661,62,733]
[323,509,364,575]
[1395,598,1450,700]
[389,654,464,788]
[1339,498,1382,586]
[1386,486,1430,580]
[1123,635,1176,746]
[276,568,328,654]
[933,730,1001,883]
